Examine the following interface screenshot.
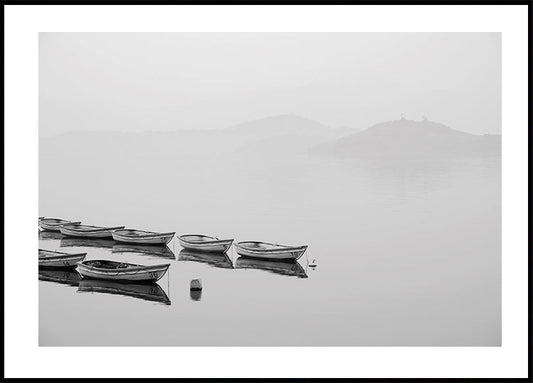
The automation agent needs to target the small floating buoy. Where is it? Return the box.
[190,279,202,301]
[190,278,202,291]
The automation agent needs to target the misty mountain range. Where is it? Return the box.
[40,115,501,158]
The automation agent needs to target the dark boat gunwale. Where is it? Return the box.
[39,218,82,229]
[235,241,308,253]
[178,234,234,244]
[39,249,87,260]
[113,229,176,238]
[40,217,73,223]
[78,259,170,272]
[61,224,125,232]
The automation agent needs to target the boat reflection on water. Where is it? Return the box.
[38,230,64,241]
[112,244,176,259]
[60,237,117,249]
[77,279,171,305]
[178,249,234,269]
[190,289,202,301]
[38,268,82,286]
[235,257,308,278]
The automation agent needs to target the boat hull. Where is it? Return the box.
[59,225,124,238]
[39,218,79,232]
[39,249,87,268]
[76,262,170,282]
[112,231,174,245]
[234,243,307,260]
[39,221,62,232]
[177,237,233,253]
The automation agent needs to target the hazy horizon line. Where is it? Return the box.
[39,113,501,139]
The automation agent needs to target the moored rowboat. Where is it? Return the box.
[111,229,175,245]
[59,224,125,238]
[39,217,81,232]
[39,249,87,268]
[234,241,308,260]
[76,260,170,283]
[177,234,233,253]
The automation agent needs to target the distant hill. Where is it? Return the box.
[310,118,501,157]
[40,115,356,157]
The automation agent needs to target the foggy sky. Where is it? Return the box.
[39,33,501,137]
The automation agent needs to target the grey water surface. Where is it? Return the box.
[39,32,501,347]
[39,151,501,346]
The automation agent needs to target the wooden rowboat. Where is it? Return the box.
[77,279,171,305]
[76,260,170,283]
[59,224,125,238]
[39,217,81,232]
[39,249,87,268]
[234,241,308,260]
[111,229,175,245]
[177,234,233,253]
[235,257,308,278]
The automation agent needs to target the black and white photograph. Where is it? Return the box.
[4,2,529,380]
[38,31,502,347]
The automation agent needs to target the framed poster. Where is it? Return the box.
[3,1,529,380]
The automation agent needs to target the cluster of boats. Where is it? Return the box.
[38,217,309,284]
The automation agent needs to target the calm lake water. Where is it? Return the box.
[39,153,501,346]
